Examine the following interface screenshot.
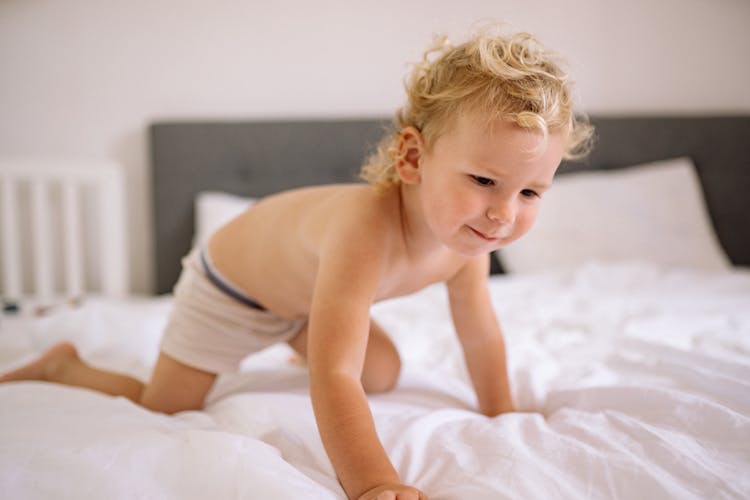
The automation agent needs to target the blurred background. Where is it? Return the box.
[1,0,749,294]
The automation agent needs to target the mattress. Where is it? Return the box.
[1,261,748,499]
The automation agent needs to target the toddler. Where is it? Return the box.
[1,27,592,500]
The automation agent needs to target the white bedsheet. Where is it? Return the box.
[1,262,749,499]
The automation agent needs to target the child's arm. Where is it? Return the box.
[446,254,514,416]
[306,225,425,500]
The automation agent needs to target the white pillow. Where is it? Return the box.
[193,191,255,246]
[498,157,731,273]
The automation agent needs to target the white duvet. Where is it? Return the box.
[1,262,749,499]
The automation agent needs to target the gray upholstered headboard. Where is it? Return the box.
[150,116,750,295]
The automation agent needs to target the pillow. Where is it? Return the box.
[497,157,731,273]
[193,191,255,246]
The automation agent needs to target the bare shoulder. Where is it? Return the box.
[314,185,401,255]
[446,253,491,298]
[309,185,403,301]
[250,183,393,233]
[250,183,402,261]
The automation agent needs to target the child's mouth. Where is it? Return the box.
[468,226,501,242]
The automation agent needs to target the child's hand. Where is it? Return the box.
[357,483,427,500]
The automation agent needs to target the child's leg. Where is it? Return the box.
[0,342,216,414]
[288,319,402,393]
[139,352,216,414]
[358,320,402,393]
[0,342,143,401]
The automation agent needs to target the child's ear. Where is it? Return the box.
[394,126,425,185]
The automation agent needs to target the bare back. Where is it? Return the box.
[208,184,469,319]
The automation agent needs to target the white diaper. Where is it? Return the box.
[159,247,306,374]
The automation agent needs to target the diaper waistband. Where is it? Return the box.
[199,248,267,311]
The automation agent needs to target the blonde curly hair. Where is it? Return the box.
[360,29,594,190]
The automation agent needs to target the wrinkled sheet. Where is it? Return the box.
[1,262,749,499]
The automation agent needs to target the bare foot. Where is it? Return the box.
[0,342,79,383]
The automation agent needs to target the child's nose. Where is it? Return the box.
[486,199,516,224]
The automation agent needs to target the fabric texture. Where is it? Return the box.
[499,157,731,273]
[1,262,748,499]
[160,247,306,374]
[1,262,749,499]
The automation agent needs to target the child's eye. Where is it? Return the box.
[521,189,539,198]
[471,175,495,187]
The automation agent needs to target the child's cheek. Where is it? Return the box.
[516,209,538,237]
[453,195,482,223]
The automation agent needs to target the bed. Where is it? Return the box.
[1,115,749,499]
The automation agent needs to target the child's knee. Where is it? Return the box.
[362,348,401,394]
[137,372,212,413]
[367,365,401,394]
[138,353,216,414]
[139,390,204,415]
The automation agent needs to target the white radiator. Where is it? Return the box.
[0,160,128,311]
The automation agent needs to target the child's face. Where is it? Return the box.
[412,113,564,257]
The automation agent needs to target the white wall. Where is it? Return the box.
[2,0,749,294]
